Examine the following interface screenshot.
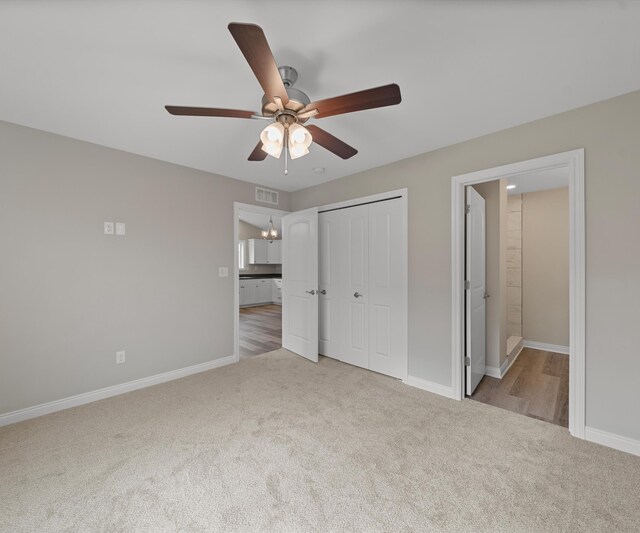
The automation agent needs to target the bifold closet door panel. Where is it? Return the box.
[368,198,406,379]
[318,210,345,359]
[342,204,370,369]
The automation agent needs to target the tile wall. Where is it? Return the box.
[507,194,522,337]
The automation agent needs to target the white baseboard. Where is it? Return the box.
[485,343,523,379]
[502,343,524,376]
[585,427,640,457]
[405,375,457,400]
[522,340,569,355]
[0,355,236,428]
[484,365,502,379]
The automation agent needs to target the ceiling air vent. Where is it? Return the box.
[255,187,279,206]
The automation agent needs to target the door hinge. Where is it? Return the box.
[464,280,470,290]
[464,356,471,366]
[465,204,471,214]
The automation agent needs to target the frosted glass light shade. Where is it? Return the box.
[260,123,285,158]
[289,144,310,159]
[288,123,312,148]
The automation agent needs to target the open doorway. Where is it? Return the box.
[233,203,289,360]
[466,171,570,427]
[451,150,585,438]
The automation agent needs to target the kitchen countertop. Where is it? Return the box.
[239,274,282,280]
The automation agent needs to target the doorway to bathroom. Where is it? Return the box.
[451,150,585,436]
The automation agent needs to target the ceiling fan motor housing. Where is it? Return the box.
[261,66,310,116]
[278,65,298,87]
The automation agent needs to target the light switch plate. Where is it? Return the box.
[115,222,126,236]
[116,350,125,364]
[104,222,114,235]
[218,267,229,277]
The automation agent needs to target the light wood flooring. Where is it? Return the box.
[239,304,282,357]
[471,347,569,427]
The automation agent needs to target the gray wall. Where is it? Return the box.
[522,187,569,347]
[291,89,640,441]
[0,121,289,414]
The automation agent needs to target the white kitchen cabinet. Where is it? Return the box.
[240,277,282,306]
[258,279,272,303]
[267,240,282,264]
[239,282,257,306]
[248,239,268,264]
[247,239,282,264]
[272,279,282,305]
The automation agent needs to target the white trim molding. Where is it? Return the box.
[405,376,457,400]
[585,427,640,458]
[522,340,570,355]
[485,343,524,379]
[451,149,586,440]
[0,355,235,428]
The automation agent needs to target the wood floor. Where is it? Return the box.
[239,304,282,357]
[471,348,569,427]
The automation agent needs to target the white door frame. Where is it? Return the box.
[318,188,409,381]
[233,202,290,363]
[451,149,585,439]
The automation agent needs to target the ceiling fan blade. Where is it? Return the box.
[306,84,401,119]
[248,141,267,161]
[306,125,357,159]
[228,22,289,105]
[165,106,255,118]
[296,108,319,120]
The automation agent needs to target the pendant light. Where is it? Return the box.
[261,217,278,240]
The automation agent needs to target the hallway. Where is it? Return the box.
[239,304,282,357]
[471,348,569,427]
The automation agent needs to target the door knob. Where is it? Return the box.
[305,290,316,295]
[354,292,363,298]
[319,289,327,295]
[484,292,490,299]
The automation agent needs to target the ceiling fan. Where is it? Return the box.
[165,22,402,174]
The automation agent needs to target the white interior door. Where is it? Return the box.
[282,207,319,362]
[368,198,406,379]
[342,204,369,369]
[466,187,486,395]
[318,210,344,359]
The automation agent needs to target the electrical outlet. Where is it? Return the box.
[116,350,125,364]
[104,222,114,235]
[115,222,126,236]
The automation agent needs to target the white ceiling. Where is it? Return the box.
[1,1,640,192]
[507,168,568,196]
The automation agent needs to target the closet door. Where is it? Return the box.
[342,204,369,369]
[368,198,406,379]
[318,210,344,359]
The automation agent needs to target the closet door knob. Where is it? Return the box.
[305,290,316,295]
[354,292,363,298]
[319,289,327,295]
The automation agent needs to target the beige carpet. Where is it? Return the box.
[1,349,639,532]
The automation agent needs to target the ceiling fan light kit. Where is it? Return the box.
[165,22,402,175]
